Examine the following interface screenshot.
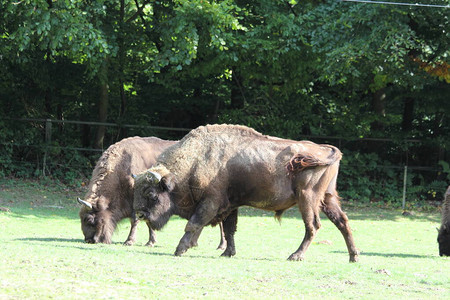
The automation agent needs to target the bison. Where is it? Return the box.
[438,186,450,256]
[133,124,359,262]
[77,136,177,245]
[78,136,226,249]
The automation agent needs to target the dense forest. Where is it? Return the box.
[0,0,449,203]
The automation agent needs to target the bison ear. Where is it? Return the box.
[160,174,176,192]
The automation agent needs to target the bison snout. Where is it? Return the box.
[136,209,148,220]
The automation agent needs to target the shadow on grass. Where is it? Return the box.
[131,249,282,262]
[332,250,434,259]
[14,237,159,249]
[16,237,84,243]
[13,237,100,251]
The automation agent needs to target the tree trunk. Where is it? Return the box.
[81,120,91,148]
[94,60,109,149]
[401,97,414,132]
[371,88,386,131]
[117,0,127,140]
[230,68,244,109]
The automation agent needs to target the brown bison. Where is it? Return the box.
[77,136,177,245]
[438,186,450,256]
[133,124,359,262]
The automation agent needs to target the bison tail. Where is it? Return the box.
[274,209,285,224]
[286,146,342,174]
[286,155,324,173]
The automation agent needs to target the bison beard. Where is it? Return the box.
[134,124,359,262]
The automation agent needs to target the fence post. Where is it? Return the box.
[43,119,52,177]
[402,165,408,210]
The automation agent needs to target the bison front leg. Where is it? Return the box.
[144,221,157,247]
[188,227,204,248]
[174,223,204,256]
[321,193,359,262]
[174,200,221,256]
[124,214,139,246]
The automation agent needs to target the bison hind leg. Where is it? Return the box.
[321,193,359,262]
[217,222,227,250]
[288,189,322,261]
[220,209,238,257]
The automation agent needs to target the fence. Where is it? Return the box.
[1,117,447,207]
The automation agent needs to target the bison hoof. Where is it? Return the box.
[145,241,156,247]
[174,247,187,256]
[123,240,135,246]
[287,253,305,261]
[349,254,359,263]
[220,249,236,257]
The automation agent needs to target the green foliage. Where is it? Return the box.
[339,151,401,202]
[438,160,450,181]
[2,0,111,72]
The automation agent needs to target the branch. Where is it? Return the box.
[127,0,152,23]
[286,2,297,17]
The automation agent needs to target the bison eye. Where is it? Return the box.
[143,188,158,201]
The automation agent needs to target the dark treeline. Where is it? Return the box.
[0,0,448,203]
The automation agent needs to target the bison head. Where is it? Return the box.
[78,197,114,244]
[438,223,450,256]
[133,168,176,230]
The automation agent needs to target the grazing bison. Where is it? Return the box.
[77,136,177,245]
[134,124,359,262]
[438,186,450,256]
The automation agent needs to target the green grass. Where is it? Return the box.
[0,179,449,299]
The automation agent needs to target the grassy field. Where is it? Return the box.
[0,179,449,299]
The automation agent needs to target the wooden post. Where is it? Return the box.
[402,165,408,210]
[43,119,52,176]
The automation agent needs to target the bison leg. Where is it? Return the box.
[221,209,237,257]
[174,200,221,256]
[217,221,227,250]
[124,214,140,246]
[321,193,359,262]
[144,221,157,247]
[288,190,321,261]
[189,227,204,248]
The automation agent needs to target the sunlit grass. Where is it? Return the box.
[0,180,449,299]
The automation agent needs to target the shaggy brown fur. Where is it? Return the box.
[438,186,450,256]
[78,136,176,245]
[134,124,359,262]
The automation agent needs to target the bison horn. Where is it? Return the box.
[77,197,93,209]
[146,171,162,183]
